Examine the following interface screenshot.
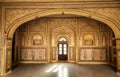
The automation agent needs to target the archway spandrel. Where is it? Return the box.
[85,8,120,23]
[5,8,48,30]
[6,9,120,39]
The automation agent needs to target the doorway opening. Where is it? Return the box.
[58,37,68,61]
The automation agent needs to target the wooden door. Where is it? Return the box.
[58,42,68,60]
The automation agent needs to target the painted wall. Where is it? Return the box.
[13,17,116,65]
[0,1,120,75]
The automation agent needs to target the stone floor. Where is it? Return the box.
[1,63,119,77]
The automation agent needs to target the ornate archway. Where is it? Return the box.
[3,9,120,75]
[52,26,74,46]
[6,9,120,39]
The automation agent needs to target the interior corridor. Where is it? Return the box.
[1,63,118,77]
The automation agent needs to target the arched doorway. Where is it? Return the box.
[3,9,119,76]
[58,37,68,60]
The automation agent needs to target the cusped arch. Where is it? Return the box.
[84,34,94,40]
[33,34,42,40]
[32,34,43,45]
[52,26,74,36]
[52,26,74,46]
[7,9,120,39]
[83,34,94,46]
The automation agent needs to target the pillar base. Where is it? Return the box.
[117,72,120,76]
[0,70,12,76]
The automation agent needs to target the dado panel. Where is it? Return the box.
[79,47,106,61]
[20,47,47,62]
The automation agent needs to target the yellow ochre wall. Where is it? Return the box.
[0,0,120,75]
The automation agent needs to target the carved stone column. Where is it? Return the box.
[48,21,51,63]
[75,22,79,63]
[5,38,12,73]
[1,7,7,74]
[0,33,1,75]
[116,39,120,73]
[0,6,2,75]
[0,34,12,75]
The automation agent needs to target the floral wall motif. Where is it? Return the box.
[0,1,120,75]
[21,48,47,61]
[16,18,48,62]
[14,17,114,63]
[5,8,120,33]
[21,49,33,60]
[78,17,113,62]
[49,18,77,32]
[5,8,46,29]
[85,8,120,24]
[79,48,106,61]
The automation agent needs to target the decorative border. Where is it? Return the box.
[0,1,120,8]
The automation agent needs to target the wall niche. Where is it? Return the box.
[32,34,43,45]
[83,34,94,46]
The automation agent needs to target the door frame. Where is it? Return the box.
[58,41,68,61]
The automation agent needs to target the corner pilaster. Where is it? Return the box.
[0,6,1,46]
[116,39,120,73]
[5,38,12,73]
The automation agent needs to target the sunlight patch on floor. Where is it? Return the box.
[46,64,68,77]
